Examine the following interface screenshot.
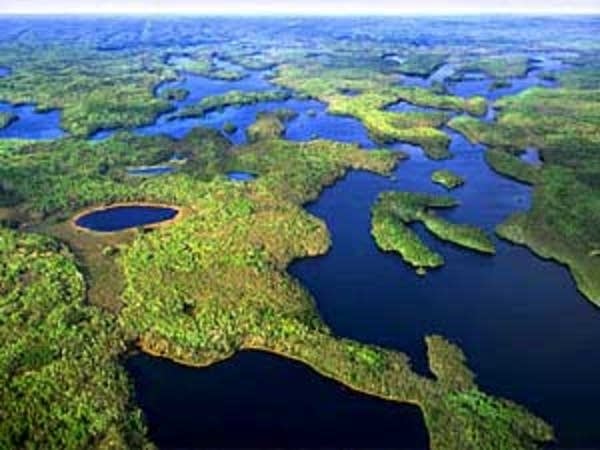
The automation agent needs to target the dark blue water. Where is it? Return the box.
[88,58,377,147]
[126,351,429,450]
[89,128,118,141]
[400,55,564,100]
[227,171,256,181]
[284,100,377,148]
[0,102,64,140]
[127,166,175,176]
[137,88,377,147]
[75,205,178,232]
[400,63,457,88]
[91,60,273,141]
[0,67,10,77]
[122,62,600,446]
[448,70,556,101]
[158,71,272,111]
[447,56,561,100]
[289,129,600,447]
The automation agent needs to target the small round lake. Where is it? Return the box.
[75,205,178,232]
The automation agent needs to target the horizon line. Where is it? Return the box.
[1,11,599,17]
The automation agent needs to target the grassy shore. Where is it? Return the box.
[371,192,495,273]
[174,89,292,119]
[246,109,297,143]
[395,52,447,77]
[421,214,496,254]
[431,169,465,190]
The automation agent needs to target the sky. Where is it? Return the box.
[1,0,598,15]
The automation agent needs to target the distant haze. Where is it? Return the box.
[1,0,599,15]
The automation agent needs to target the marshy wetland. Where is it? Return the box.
[0,15,599,450]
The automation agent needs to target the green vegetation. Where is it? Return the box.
[0,229,151,449]
[394,88,487,116]
[112,129,549,450]
[449,88,600,304]
[246,110,297,143]
[223,121,238,134]
[422,215,496,255]
[327,92,452,159]
[170,55,245,80]
[443,389,552,450]
[0,128,231,218]
[397,53,447,77]
[224,50,280,70]
[371,196,447,270]
[558,55,600,89]
[171,55,212,74]
[159,87,189,102]
[373,211,444,270]
[273,64,486,159]
[458,55,530,79]
[431,169,465,190]
[484,149,541,184]
[0,112,17,130]
[0,45,173,137]
[559,68,600,89]
[174,89,291,119]
[0,106,551,447]
[371,192,495,272]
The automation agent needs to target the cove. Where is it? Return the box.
[288,128,600,448]
[447,55,563,100]
[74,205,178,232]
[134,96,377,147]
[125,351,429,450]
[93,62,376,147]
[0,102,64,140]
